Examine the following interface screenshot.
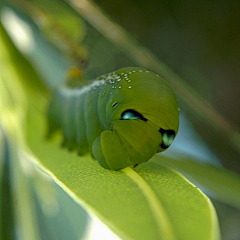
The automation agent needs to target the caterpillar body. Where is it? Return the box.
[47,67,179,170]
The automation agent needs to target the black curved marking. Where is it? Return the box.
[133,163,139,168]
[112,102,118,108]
[159,128,175,149]
[121,109,147,121]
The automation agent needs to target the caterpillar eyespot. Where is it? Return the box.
[121,109,147,121]
[47,67,179,170]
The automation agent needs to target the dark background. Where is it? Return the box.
[94,0,240,172]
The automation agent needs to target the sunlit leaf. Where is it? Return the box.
[24,102,220,240]
[153,155,240,209]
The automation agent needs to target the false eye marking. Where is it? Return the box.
[159,128,175,149]
[121,109,147,121]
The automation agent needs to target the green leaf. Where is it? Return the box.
[25,104,220,240]
[0,130,16,240]
[154,155,240,209]
[0,24,44,240]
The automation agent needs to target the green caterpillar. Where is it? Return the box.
[47,67,179,170]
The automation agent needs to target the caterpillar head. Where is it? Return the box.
[92,67,179,170]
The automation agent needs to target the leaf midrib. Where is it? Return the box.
[121,167,175,240]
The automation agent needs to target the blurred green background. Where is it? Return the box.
[95,0,240,171]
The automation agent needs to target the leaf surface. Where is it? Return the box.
[25,105,220,240]
[154,155,240,209]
